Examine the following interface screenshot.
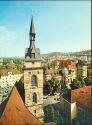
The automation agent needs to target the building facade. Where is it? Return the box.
[60,86,91,125]
[0,69,23,88]
[76,60,87,79]
[24,17,44,121]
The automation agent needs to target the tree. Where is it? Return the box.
[13,59,22,65]
[78,77,86,87]
[3,58,10,65]
[44,104,63,125]
[16,64,23,72]
[70,79,81,90]
[70,77,86,90]
[47,76,60,95]
[0,65,6,71]
[6,64,17,69]
[84,77,91,86]
[61,83,68,91]
[87,64,91,77]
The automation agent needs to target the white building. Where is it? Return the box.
[0,69,23,88]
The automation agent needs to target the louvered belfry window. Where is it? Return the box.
[31,53,35,58]
[31,75,37,86]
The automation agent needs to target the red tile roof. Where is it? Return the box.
[0,77,56,125]
[44,67,59,75]
[0,85,41,124]
[44,59,76,75]
[61,86,92,109]
[59,60,76,69]
[72,86,92,109]
[0,69,21,76]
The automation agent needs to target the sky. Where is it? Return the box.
[0,1,91,57]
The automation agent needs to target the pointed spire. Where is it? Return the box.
[30,16,35,34]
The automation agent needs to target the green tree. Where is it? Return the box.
[13,59,22,65]
[3,58,10,65]
[6,64,17,69]
[87,64,91,77]
[78,77,86,87]
[84,77,91,86]
[0,65,6,71]
[70,79,81,90]
[47,76,60,95]
[70,77,86,90]
[61,83,68,91]
[44,104,63,125]
[16,64,23,72]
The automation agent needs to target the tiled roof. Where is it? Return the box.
[72,86,92,109]
[61,86,92,109]
[44,59,76,75]
[59,60,76,69]
[43,67,59,75]
[0,85,41,124]
[0,69,21,76]
[0,76,56,125]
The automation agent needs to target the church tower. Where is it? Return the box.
[24,17,44,121]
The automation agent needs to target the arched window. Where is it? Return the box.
[33,93,37,103]
[31,75,37,86]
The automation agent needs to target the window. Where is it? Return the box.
[33,93,37,103]
[32,61,35,64]
[31,75,37,86]
[29,72,31,75]
[31,53,35,58]
[34,110,36,113]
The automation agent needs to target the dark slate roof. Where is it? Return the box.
[30,16,35,34]
[25,16,41,60]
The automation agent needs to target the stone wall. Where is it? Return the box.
[24,61,44,121]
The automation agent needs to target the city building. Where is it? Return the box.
[0,69,23,88]
[76,60,87,79]
[43,59,76,87]
[60,86,92,125]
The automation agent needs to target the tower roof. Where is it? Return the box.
[30,16,35,34]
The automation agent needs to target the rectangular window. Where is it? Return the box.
[34,110,36,113]
[31,53,35,58]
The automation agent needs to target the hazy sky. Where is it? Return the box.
[0,1,91,57]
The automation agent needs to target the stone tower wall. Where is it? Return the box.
[24,61,44,121]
